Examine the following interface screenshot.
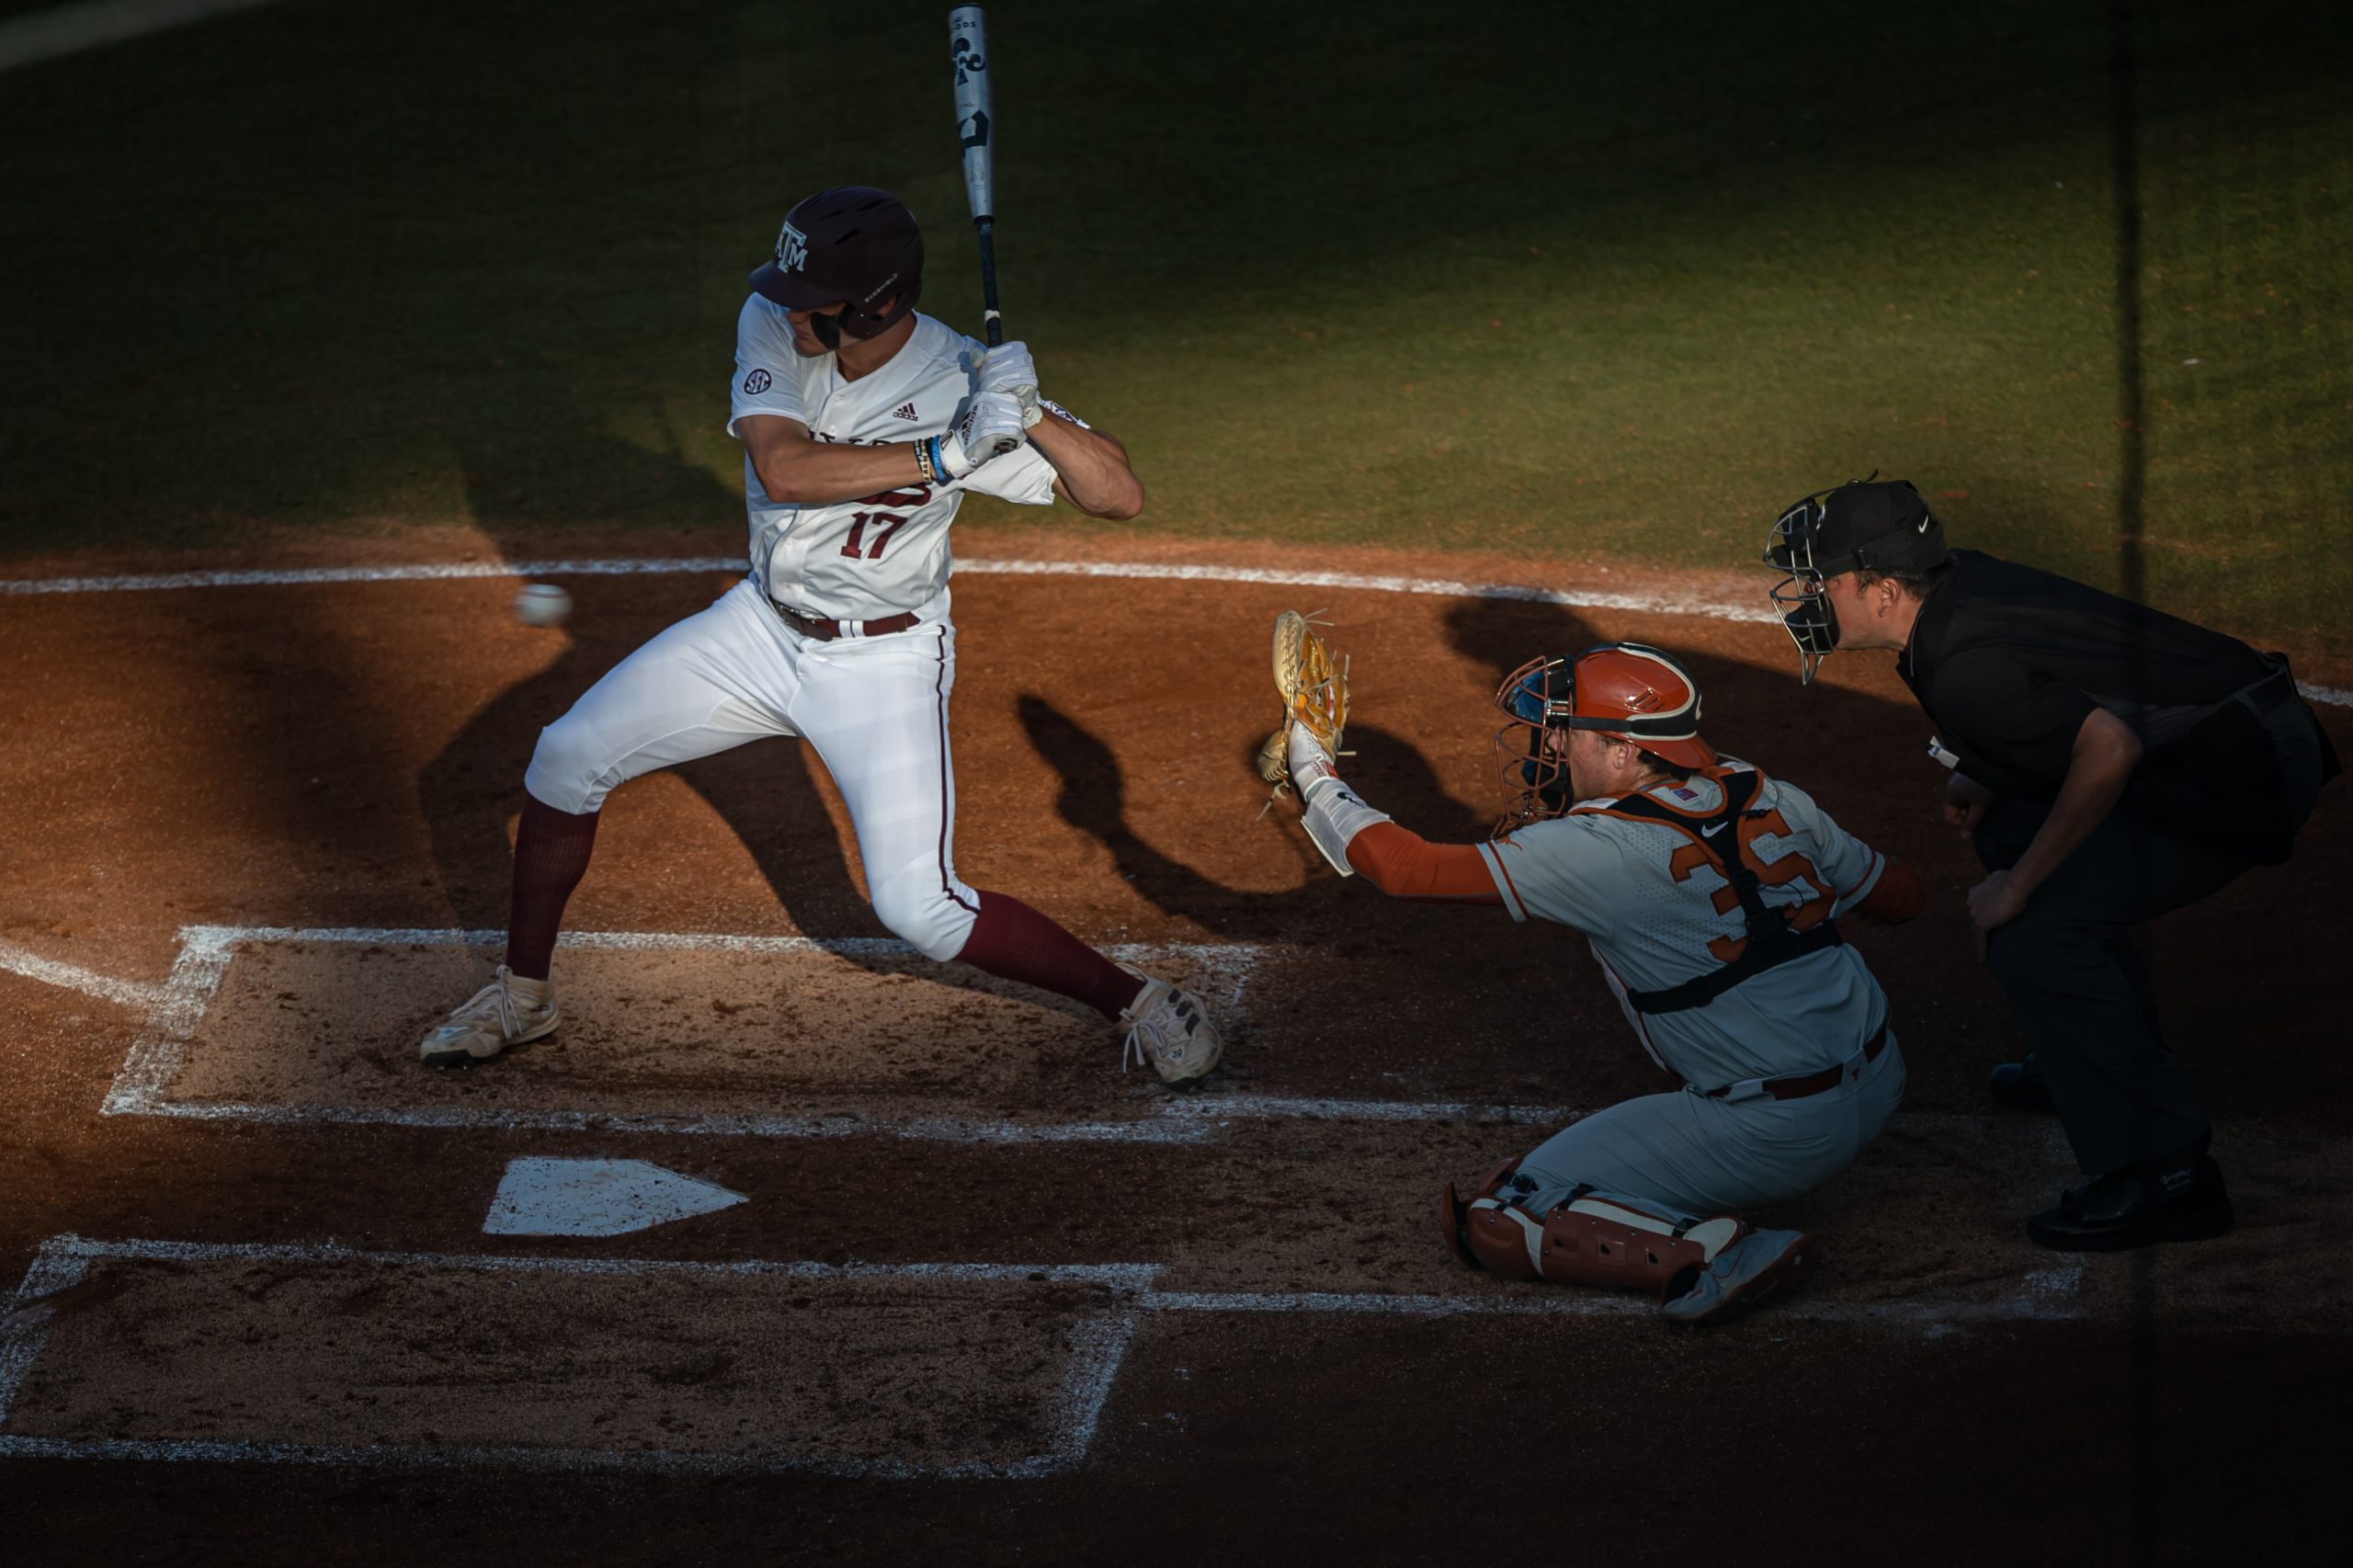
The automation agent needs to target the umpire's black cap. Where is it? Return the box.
[1811,479,1950,576]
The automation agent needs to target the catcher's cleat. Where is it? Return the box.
[1657,1228,1813,1326]
[416,964,559,1067]
[1115,963,1223,1085]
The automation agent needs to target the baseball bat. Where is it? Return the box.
[947,5,1002,347]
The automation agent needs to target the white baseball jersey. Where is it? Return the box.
[1475,762,1894,1092]
[727,298,1061,621]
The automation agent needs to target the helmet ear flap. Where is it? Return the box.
[837,276,924,340]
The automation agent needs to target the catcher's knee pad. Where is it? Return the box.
[1467,1189,1747,1300]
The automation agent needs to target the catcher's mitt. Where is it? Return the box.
[1256,609,1349,788]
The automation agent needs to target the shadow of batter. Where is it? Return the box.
[416,431,884,951]
[1017,693,1485,944]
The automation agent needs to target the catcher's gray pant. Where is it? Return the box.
[1507,1034,1905,1220]
[522,576,980,960]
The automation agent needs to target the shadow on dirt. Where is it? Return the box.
[1436,594,1902,793]
[1018,694,1483,946]
[1024,592,1937,926]
[416,431,887,951]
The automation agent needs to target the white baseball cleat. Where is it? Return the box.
[416,964,560,1066]
[1658,1227,1813,1326]
[1115,963,1223,1085]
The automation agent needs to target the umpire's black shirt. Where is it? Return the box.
[1896,550,2288,856]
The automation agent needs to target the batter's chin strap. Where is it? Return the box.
[1593,769,1844,1015]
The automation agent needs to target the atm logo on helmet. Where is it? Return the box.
[777,221,810,274]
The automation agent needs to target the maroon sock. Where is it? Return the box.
[505,794,600,981]
[953,891,1147,1021]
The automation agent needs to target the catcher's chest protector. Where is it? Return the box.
[1465,1194,1745,1300]
[1579,768,1844,1015]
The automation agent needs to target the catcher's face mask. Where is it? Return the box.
[1764,491,1838,686]
[1493,656,1577,835]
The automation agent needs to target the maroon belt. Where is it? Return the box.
[1703,1022,1889,1103]
[770,603,921,642]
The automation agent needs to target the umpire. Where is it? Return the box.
[1761,478,2338,1252]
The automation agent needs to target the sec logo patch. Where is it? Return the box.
[744,369,772,394]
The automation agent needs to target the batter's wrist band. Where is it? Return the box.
[913,438,939,483]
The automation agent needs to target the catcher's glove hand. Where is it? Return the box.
[1256,609,1349,790]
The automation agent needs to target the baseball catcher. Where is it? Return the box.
[1268,620,1924,1324]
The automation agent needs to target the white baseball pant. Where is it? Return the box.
[522,576,980,960]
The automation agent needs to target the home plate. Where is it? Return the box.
[483,1158,745,1236]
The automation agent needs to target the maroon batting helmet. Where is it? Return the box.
[748,186,925,341]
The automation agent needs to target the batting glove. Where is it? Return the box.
[930,391,1029,479]
[975,341,1043,428]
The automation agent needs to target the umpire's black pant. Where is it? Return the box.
[1975,806,2243,1175]
[1974,698,2331,1176]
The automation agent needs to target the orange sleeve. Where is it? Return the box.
[1345,821,1506,904]
[1855,858,1925,924]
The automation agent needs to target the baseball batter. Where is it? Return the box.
[416,186,1222,1083]
[1280,640,1923,1323]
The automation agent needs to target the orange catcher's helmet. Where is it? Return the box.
[1493,642,1718,827]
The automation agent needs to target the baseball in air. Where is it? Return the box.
[514,583,572,628]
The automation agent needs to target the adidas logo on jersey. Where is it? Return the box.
[891,402,918,421]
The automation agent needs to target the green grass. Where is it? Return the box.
[2,0,2347,648]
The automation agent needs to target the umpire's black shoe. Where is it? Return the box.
[2026,1155,2234,1252]
[1988,1054,2054,1110]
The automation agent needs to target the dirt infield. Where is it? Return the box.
[4,535,2349,1564]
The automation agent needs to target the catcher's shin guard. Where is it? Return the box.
[1461,1186,1747,1300]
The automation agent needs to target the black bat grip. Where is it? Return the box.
[974,217,1003,347]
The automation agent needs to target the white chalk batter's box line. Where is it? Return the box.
[0,1234,2084,1478]
[99,926,2076,1160]
[103,924,1270,1143]
[2,554,2340,709]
